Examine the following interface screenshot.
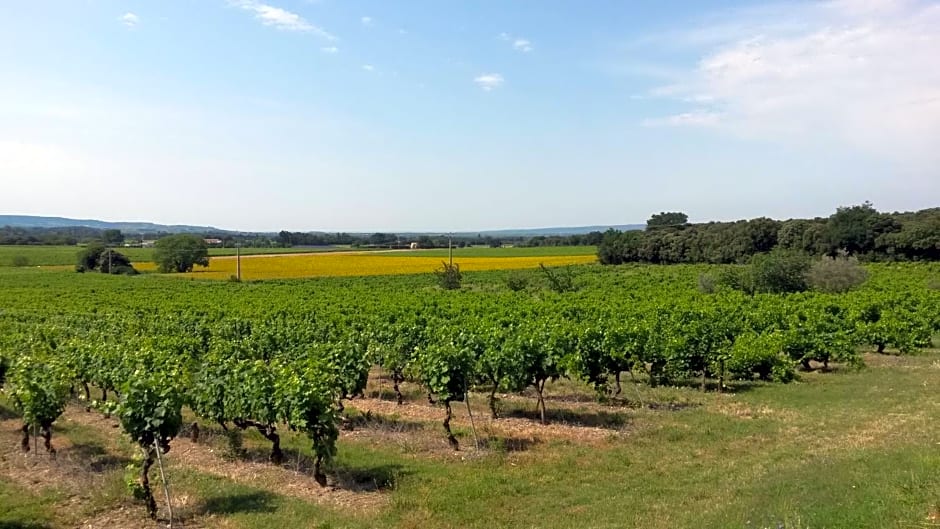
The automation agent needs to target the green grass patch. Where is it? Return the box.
[0,245,343,267]
[0,480,58,529]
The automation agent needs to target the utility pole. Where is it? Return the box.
[236,242,241,281]
[448,234,453,267]
[108,247,112,275]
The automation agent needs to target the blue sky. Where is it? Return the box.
[1,1,938,232]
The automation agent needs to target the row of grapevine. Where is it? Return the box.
[0,268,937,513]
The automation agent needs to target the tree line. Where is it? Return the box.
[598,203,939,265]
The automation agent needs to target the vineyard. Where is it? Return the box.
[0,262,938,528]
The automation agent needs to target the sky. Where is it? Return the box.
[1,0,938,232]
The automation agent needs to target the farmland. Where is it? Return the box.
[0,245,343,267]
[135,251,597,280]
[0,245,597,281]
[0,260,938,528]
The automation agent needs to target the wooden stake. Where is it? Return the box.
[153,441,174,529]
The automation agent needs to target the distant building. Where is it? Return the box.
[141,240,156,248]
[410,242,419,250]
[204,238,223,246]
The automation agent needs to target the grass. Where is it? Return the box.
[0,245,343,267]
[0,481,57,528]
[2,352,938,529]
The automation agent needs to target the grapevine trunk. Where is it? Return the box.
[140,448,157,519]
[443,401,459,450]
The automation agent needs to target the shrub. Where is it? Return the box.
[435,261,461,290]
[717,266,753,295]
[806,254,869,293]
[749,250,811,294]
[717,251,812,295]
[539,264,577,293]
[697,273,718,294]
[506,272,529,292]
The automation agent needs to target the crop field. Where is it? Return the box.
[391,245,598,258]
[134,251,598,280]
[0,262,938,529]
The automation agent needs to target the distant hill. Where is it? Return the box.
[0,215,231,234]
[0,215,643,237]
[461,225,644,237]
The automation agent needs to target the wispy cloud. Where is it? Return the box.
[231,0,336,40]
[321,46,339,54]
[362,64,375,72]
[361,16,373,27]
[640,0,940,165]
[499,32,533,52]
[643,110,722,127]
[474,73,504,91]
[513,38,533,52]
[120,12,139,28]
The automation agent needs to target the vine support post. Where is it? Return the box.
[464,389,479,450]
[718,359,725,394]
[153,440,174,528]
[236,243,241,281]
[536,379,548,425]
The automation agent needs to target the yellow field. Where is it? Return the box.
[134,252,597,280]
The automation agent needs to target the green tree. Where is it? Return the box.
[76,244,136,274]
[102,229,124,246]
[646,211,688,229]
[825,202,899,255]
[749,250,811,294]
[76,243,106,272]
[153,234,210,273]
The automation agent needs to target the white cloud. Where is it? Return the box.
[512,38,533,52]
[361,16,373,26]
[643,110,722,127]
[362,64,375,72]
[643,0,940,165]
[321,46,338,54]
[231,0,336,40]
[474,73,504,91]
[499,33,534,52]
[120,12,139,27]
